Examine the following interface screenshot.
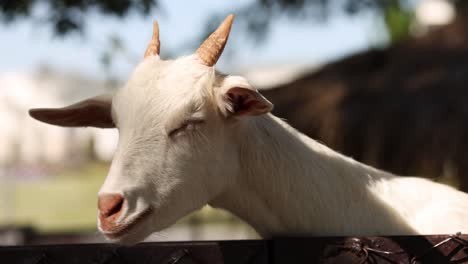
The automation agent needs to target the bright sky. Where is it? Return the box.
[0,0,380,79]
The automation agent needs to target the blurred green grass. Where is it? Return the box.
[0,162,245,233]
[1,162,108,232]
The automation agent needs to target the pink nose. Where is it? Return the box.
[98,194,124,229]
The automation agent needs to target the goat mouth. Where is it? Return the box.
[101,207,153,240]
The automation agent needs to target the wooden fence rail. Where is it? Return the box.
[1,234,467,264]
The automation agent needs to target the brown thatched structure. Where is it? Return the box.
[261,15,468,192]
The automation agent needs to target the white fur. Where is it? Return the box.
[211,115,468,236]
[33,54,468,244]
[102,54,468,242]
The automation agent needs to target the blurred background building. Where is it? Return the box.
[1,0,468,245]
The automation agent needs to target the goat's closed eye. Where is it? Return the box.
[168,119,205,137]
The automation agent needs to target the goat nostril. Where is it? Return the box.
[98,194,124,218]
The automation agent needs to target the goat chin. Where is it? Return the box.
[104,224,154,245]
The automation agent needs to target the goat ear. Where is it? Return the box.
[29,94,114,128]
[220,76,273,117]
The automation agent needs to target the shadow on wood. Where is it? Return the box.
[1,235,467,263]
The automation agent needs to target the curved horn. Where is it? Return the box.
[196,14,234,66]
[144,20,160,58]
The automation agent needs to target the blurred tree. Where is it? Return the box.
[383,1,413,43]
[0,0,442,44]
[1,0,461,84]
[0,0,158,35]
[205,0,416,45]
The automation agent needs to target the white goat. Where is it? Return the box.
[29,15,468,244]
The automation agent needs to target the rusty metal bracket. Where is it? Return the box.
[326,233,468,264]
[32,253,52,264]
[411,232,467,263]
[95,248,121,264]
[328,237,406,264]
[164,249,193,264]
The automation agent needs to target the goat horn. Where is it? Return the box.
[144,20,160,58]
[196,14,234,66]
